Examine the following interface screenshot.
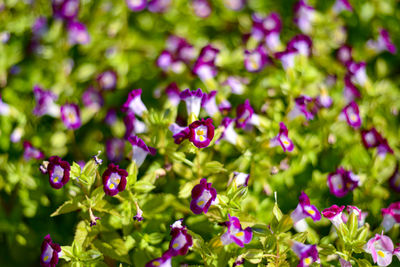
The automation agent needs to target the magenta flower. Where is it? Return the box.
[389,164,400,192]
[105,138,125,163]
[367,29,397,54]
[61,103,81,129]
[166,35,196,64]
[97,70,117,91]
[121,89,148,117]
[188,118,215,148]
[347,61,367,86]
[381,202,400,232]
[128,136,156,167]
[124,113,147,139]
[168,219,193,256]
[192,0,212,18]
[33,85,59,117]
[32,17,48,38]
[235,99,254,128]
[361,128,381,148]
[165,82,181,106]
[287,34,313,57]
[316,88,333,109]
[193,59,218,83]
[322,205,345,229]
[82,87,103,109]
[218,100,232,115]
[291,241,319,267]
[47,156,70,189]
[327,167,359,197]
[67,21,90,45]
[40,234,61,267]
[201,91,218,116]
[343,75,361,102]
[145,250,173,267]
[337,45,353,65]
[291,192,321,224]
[332,0,353,13]
[342,101,361,129]
[148,0,171,13]
[218,117,238,145]
[288,95,315,121]
[180,88,204,117]
[221,214,252,247]
[365,233,395,266]
[270,122,294,152]
[169,123,190,144]
[105,108,117,126]
[223,76,248,95]
[52,0,80,21]
[126,0,147,11]
[133,201,144,222]
[157,50,174,72]
[275,47,298,70]
[23,141,44,161]
[293,0,316,34]
[102,163,128,196]
[342,205,368,227]
[251,12,281,41]
[190,178,217,214]
[244,45,269,72]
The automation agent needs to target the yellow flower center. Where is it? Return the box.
[44,256,49,261]
[304,257,312,265]
[172,242,179,249]
[308,209,315,215]
[236,232,244,237]
[53,176,59,183]
[377,250,385,257]
[197,200,205,206]
[109,183,115,189]
[153,261,160,266]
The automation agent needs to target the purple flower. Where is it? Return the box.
[332,0,353,13]
[229,172,250,188]
[180,88,204,117]
[193,44,219,81]
[89,208,100,227]
[346,61,367,86]
[60,103,81,129]
[327,167,359,197]
[10,127,23,143]
[192,0,212,18]
[235,99,255,128]
[106,138,125,163]
[223,0,245,10]
[322,205,345,229]
[23,141,44,161]
[288,95,315,121]
[287,34,312,57]
[102,163,128,196]
[169,123,190,144]
[188,118,215,148]
[291,192,321,224]
[316,88,333,108]
[365,233,394,266]
[128,136,156,167]
[126,0,147,11]
[165,82,181,106]
[291,241,319,267]
[148,0,171,13]
[105,108,117,126]
[124,113,147,139]
[122,89,147,117]
[342,101,361,129]
[342,205,368,227]
[361,128,381,149]
[221,214,252,247]
[251,13,281,42]
[0,31,10,43]
[82,87,103,109]
[275,48,298,70]
[218,117,238,145]
[223,76,248,95]
[0,95,10,115]
[381,202,400,232]
[337,45,353,65]
[190,178,217,214]
[33,85,59,117]
[52,0,80,21]
[168,219,193,256]
[270,122,294,152]
[133,201,143,222]
[97,70,117,91]
[40,234,61,267]
[145,250,173,267]
[201,91,218,116]
[389,164,400,193]
[339,258,352,267]
[343,75,361,102]
[67,21,90,45]
[166,35,196,63]
[293,0,316,34]
[218,99,232,115]
[244,45,269,72]
[47,156,70,189]
[157,50,175,72]
[32,17,48,38]
[367,29,397,54]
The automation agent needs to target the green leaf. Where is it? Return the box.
[203,161,226,175]
[50,199,82,217]
[93,239,131,264]
[347,212,358,240]
[276,215,293,233]
[127,161,138,186]
[74,221,88,249]
[273,203,283,221]
[70,162,82,180]
[60,246,74,262]
[243,249,263,264]
[133,180,155,193]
